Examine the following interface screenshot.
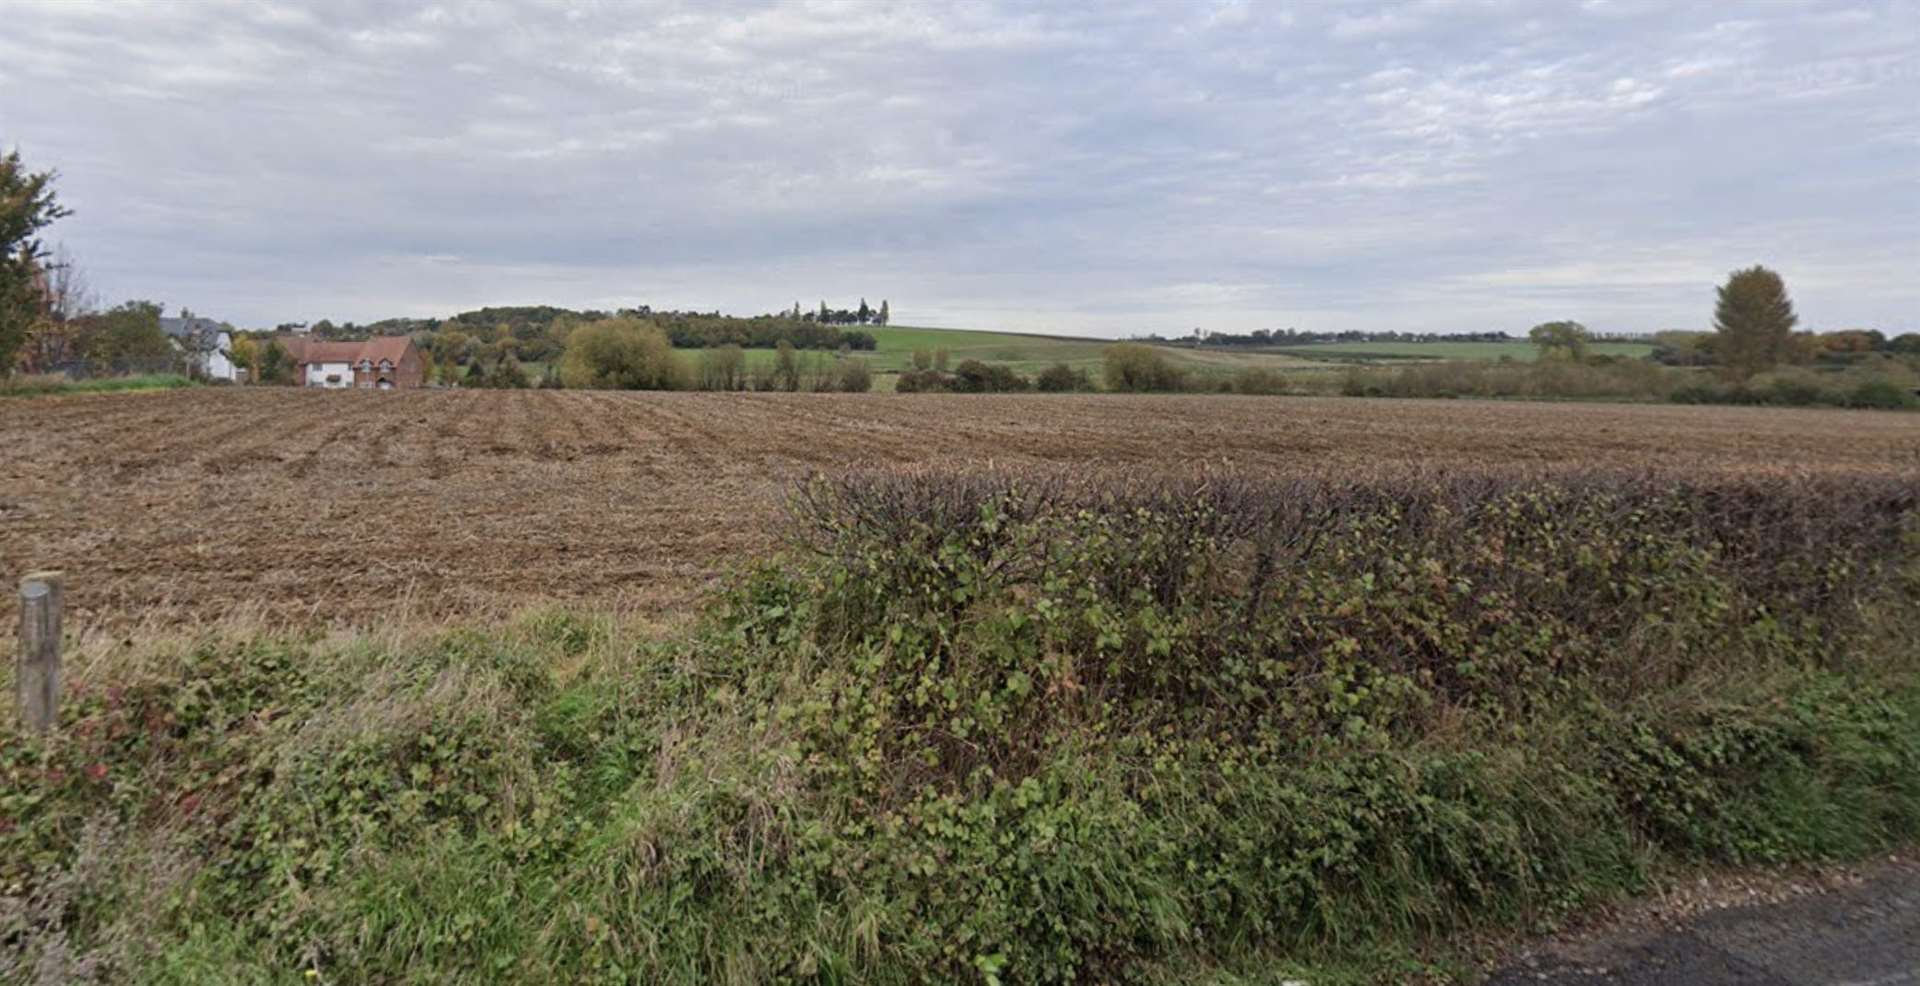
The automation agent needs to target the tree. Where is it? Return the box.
[857,298,871,324]
[14,244,93,372]
[836,358,872,393]
[1,149,72,373]
[72,300,172,371]
[1103,343,1184,392]
[558,317,685,390]
[876,299,889,326]
[230,336,261,380]
[699,344,746,390]
[1036,362,1091,392]
[1713,266,1798,377]
[771,339,801,391]
[258,340,293,384]
[1527,321,1591,361]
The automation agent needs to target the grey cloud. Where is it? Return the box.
[0,0,1914,335]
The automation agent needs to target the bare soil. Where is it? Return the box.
[3,389,1915,630]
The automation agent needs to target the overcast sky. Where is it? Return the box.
[2,0,1915,336]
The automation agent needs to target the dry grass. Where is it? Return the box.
[1,388,1915,630]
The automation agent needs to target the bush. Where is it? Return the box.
[894,368,947,393]
[1035,362,1093,393]
[835,357,873,393]
[557,318,686,390]
[1342,359,1676,402]
[1848,379,1918,409]
[951,359,1029,393]
[698,344,747,391]
[1103,343,1185,392]
[5,470,1916,983]
[1229,366,1289,395]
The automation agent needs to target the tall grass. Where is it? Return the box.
[0,373,196,398]
[4,468,1917,983]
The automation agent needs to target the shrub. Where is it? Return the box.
[951,359,1030,393]
[698,344,747,391]
[1230,366,1289,395]
[1103,343,1185,392]
[835,357,873,393]
[557,318,686,390]
[1035,362,1093,392]
[894,368,947,393]
[5,469,1916,983]
[1848,378,1918,409]
[1342,359,1677,402]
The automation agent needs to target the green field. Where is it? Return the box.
[1266,339,1656,362]
[715,324,1324,389]
[699,328,1655,379]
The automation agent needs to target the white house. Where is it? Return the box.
[304,356,356,388]
[159,316,238,382]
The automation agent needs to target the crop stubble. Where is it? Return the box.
[2,388,1914,629]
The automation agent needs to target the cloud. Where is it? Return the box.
[0,0,1912,335]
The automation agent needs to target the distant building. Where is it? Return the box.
[159,316,238,382]
[281,336,424,389]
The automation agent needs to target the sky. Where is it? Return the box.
[2,0,1915,337]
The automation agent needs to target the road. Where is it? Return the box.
[1486,858,1920,985]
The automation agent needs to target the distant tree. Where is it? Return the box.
[1036,362,1091,392]
[15,244,94,372]
[1652,330,1716,367]
[1527,321,1592,361]
[259,339,293,384]
[857,298,871,324]
[1888,333,1920,356]
[699,344,747,390]
[559,317,685,390]
[818,301,829,324]
[836,357,872,393]
[1,148,71,373]
[876,299,889,326]
[952,359,1030,393]
[771,339,801,391]
[230,336,260,380]
[1819,329,1886,354]
[487,356,530,389]
[1103,343,1184,392]
[1713,266,1798,377]
[72,300,172,371]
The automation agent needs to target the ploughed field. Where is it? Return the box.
[4,388,1916,629]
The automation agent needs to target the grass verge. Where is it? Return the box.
[0,374,197,398]
[3,468,1917,983]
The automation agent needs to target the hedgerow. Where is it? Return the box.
[3,469,1917,983]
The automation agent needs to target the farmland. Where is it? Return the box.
[724,324,1324,386]
[2,387,1915,630]
[5,386,1919,984]
[1262,338,1658,362]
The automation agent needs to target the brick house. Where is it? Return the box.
[282,336,425,389]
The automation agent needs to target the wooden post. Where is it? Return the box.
[17,571,63,734]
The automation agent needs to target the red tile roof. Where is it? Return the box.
[282,337,414,366]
